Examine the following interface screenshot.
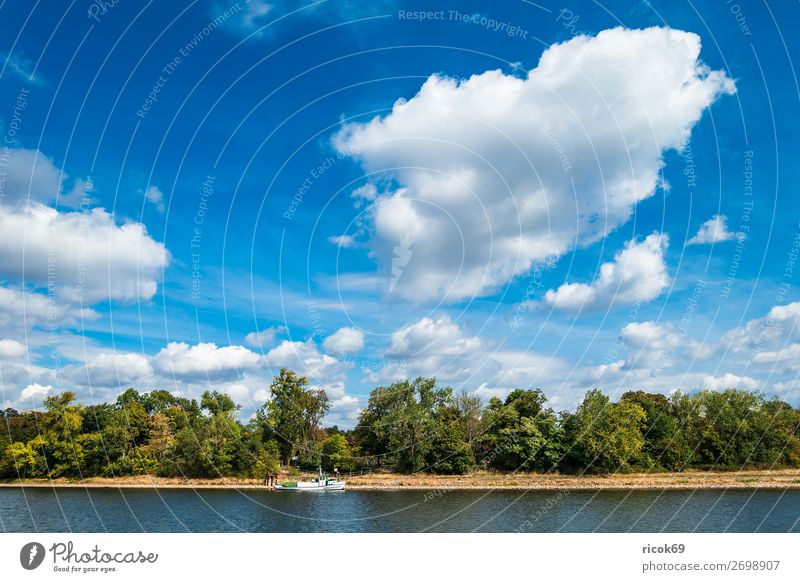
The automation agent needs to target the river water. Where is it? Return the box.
[1,488,798,532]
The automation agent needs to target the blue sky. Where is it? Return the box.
[1,0,798,425]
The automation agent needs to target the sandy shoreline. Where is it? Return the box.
[2,469,800,491]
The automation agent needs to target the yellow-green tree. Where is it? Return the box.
[566,389,647,472]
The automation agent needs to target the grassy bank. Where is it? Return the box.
[2,469,800,491]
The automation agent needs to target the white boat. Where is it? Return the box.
[274,467,345,491]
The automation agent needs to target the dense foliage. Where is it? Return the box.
[2,371,799,479]
[354,380,800,474]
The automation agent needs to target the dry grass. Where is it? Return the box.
[341,469,800,490]
[2,468,800,490]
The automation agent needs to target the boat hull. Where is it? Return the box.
[274,481,345,491]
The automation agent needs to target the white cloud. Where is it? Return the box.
[327,234,359,249]
[0,147,93,209]
[153,342,262,382]
[0,286,99,330]
[334,27,733,302]
[1,148,62,205]
[387,314,481,359]
[244,325,284,348]
[323,327,365,356]
[327,394,362,426]
[700,373,760,392]
[753,344,800,369]
[1,51,44,83]
[265,339,350,382]
[603,320,714,374]
[578,301,800,398]
[687,214,742,245]
[621,321,683,368]
[64,352,153,387]
[367,314,565,390]
[351,183,377,202]
[0,360,55,392]
[722,301,800,354]
[17,383,52,404]
[489,350,568,388]
[218,0,273,36]
[145,186,165,213]
[0,339,27,359]
[545,233,670,312]
[589,359,626,381]
[0,203,169,303]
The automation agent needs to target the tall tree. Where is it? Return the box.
[455,390,485,453]
[260,369,330,466]
[43,391,83,441]
[357,377,453,473]
[621,391,690,470]
[483,389,564,471]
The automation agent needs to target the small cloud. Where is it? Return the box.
[1,51,45,84]
[240,0,273,28]
[700,373,760,392]
[17,383,52,405]
[545,233,670,313]
[686,214,743,246]
[217,0,273,37]
[327,234,359,249]
[145,186,165,213]
[323,327,365,356]
[244,325,285,348]
[350,183,377,208]
[0,339,27,359]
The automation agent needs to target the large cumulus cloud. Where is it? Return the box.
[334,27,734,303]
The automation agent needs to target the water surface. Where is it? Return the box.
[1,487,798,532]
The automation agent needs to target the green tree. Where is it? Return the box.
[43,392,83,441]
[426,421,475,474]
[687,389,763,467]
[483,389,564,471]
[357,377,453,473]
[0,441,44,478]
[252,439,282,479]
[565,389,646,472]
[354,385,399,465]
[260,369,329,466]
[201,390,239,417]
[752,399,800,466]
[455,390,484,454]
[81,403,115,434]
[322,433,354,471]
[621,391,690,470]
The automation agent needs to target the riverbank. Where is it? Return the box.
[2,469,800,490]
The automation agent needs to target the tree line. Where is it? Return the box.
[2,369,799,480]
